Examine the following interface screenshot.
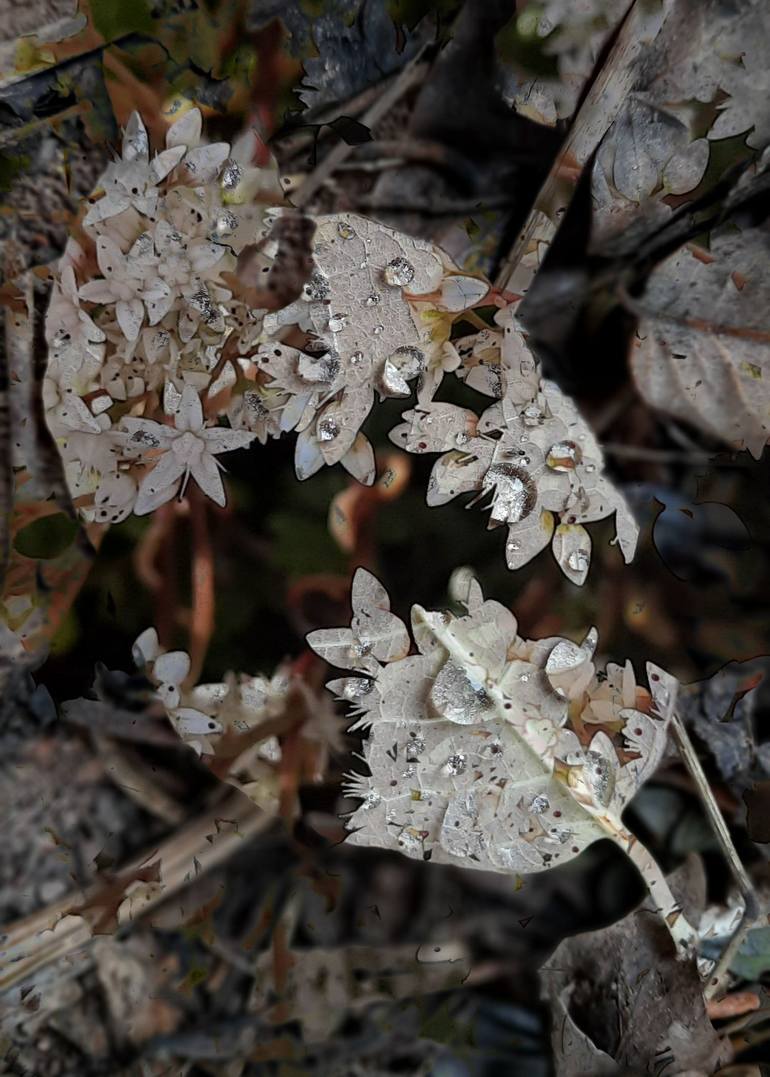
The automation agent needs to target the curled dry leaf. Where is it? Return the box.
[591,96,710,247]
[542,856,730,1076]
[632,222,770,458]
[310,569,696,957]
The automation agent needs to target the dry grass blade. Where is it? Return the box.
[0,791,271,1017]
[670,712,759,1000]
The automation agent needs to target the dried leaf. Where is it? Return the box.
[542,857,729,1076]
[632,223,770,458]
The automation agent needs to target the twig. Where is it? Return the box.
[187,488,215,685]
[352,193,515,215]
[706,991,760,1020]
[617,282,770,344]
[495,0,670,294]
[291,47,431,209]
[613,827,697,959]
[0,791,272,1015]
[601,443,743,465]
[670,712,758,1000]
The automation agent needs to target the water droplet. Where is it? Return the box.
[213,209,238,237]
[406,736,425,762]
[431,658,492,724]
[567,549,590,574]
[522,403,544,426]
[388,345,425,380]
[362,790,381,810]
[383,256,415,287]
[318,416,340,441]
[444,753,467,775]
[584,463,596,474]
[337,221,356,239]
[350,350,364,365]
[298,351,340,384]
[547,440,582,471]
[363,292,381,306]
[220,160,242,190]
[455,432,470,447]
[372,324,384,335]
[341,677,374,701]
[529,794,549,814]
[328,312,348,332]
[379,360,410,398]
[484,462,536,524]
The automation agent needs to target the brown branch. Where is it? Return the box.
[187,487,215,686]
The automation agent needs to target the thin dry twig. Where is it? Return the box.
[495,0,669,294]
[291,47,431,209]
[0,791,272,1016]
[670,713,759,1000]
[187,488,215,686]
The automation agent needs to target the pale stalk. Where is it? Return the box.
[670,712,758,999]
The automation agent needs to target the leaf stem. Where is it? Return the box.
[670,712,758,999]
[613,826,697,959]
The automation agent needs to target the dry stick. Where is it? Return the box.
[188,487,215,685]
[494,0,669,294]
[670,713,759,1000]
[0,791,271,1010]
[291,47,431,210]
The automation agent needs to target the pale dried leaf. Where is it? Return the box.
[632,223,770,458]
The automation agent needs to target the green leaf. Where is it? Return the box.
[90,0,154,42]
[14,514,79,560]
[731,926,770,981]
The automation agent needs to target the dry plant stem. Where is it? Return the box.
[291,47,430,209]
[0,335,11,585]
[617,281,770,344]
[96,737,186,825]
[602,443,732,465]
[188,487,215,685]
[670,712,758,1000]
[414,607,697,959]
[495,0,669,294]
[0,791,270,1010]
[613,827,697,957]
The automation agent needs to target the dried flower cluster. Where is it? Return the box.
[43,108,282,521]
[132,627,286,754]
[45,110,636,583]
[310,569,696,955]
[394,307,639,582]
[132,627,341,806]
